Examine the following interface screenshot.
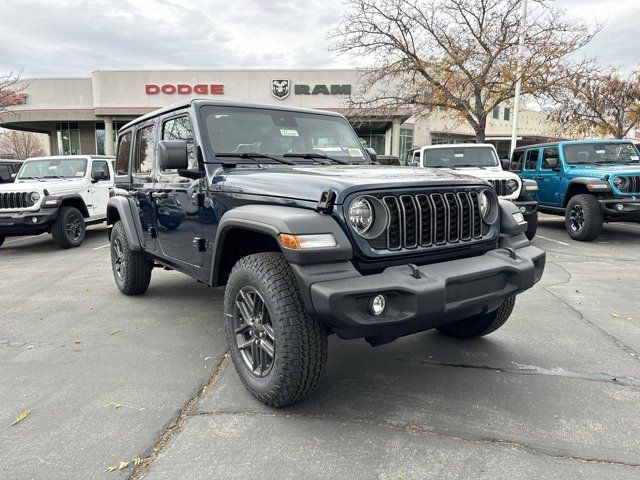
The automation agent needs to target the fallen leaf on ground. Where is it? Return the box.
[105,466,117,472]
[110,329,123,335]
[11,409,30,426]
[118,461,129,470]
[74,340,81,344]
[132,457,145,466]
[612,313,621,318]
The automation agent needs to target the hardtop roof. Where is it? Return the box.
[513,139,636,152]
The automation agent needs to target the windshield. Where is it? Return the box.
[200,106,368,163]
[18,158,87,180]
[423,146,498,168]
[563,142,640,165]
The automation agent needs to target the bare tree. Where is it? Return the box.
[547,67,640,139]
[0,71,24,116]
[0,130,46,160]
[330,0,598,142]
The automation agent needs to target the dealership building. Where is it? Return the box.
[0,69,558,160]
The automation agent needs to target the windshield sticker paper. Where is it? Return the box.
[280,129,299,137]
[348,148,363,157]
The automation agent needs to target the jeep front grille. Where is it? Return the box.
[371,190,488,251]
[615,176,640,194]
[0,192,30,210]
[488,179,508,196]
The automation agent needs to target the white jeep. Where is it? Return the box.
[405,144,539,239]
[0,155,115,248]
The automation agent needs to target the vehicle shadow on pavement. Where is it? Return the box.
[538,215,640,243]
[0,228,108,253]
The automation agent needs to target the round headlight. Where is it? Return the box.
[349,197,374,235]
[29,191,41,204]
[506,179,519,193]
[613,176,629,191]
[479,191,491,219]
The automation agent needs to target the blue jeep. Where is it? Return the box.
[510,140,640,241]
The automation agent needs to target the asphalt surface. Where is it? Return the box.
[1,215,639,479]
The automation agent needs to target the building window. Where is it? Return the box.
[504,107,511,122]
[492,107,500,119]
[56,122,80,155]
[96,121,128,155]
[399,127,413,160]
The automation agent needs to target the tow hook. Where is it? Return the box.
[408,264,422,279]
[503,247,517,260]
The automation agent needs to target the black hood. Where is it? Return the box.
[217,165,487,203]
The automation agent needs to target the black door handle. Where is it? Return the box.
[151,192,168,199]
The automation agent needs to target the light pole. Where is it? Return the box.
[510,0,528,156]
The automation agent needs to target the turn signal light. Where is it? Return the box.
[278,233,337,250]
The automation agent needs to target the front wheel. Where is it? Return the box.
[565,194,602,242]
[524,211,538,240]
[51,206,86,248]
[437,296,516,339]
[224,252,328,407]
[110,220,152,295]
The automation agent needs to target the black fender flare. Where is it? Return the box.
[211,205,353,284]
[44,193,90,218]
[568,177,611,192]
[106,196,144,250]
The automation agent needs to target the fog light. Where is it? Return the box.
[370,295,386,316]
[31,217,38,223]
[512,212,526,224]
[616,204,624,211]
[519,206,526,213]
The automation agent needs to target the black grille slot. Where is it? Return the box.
[457,192,472,240]
[469,191,482,238]
[415,194,432,246]
[0,192,30,209]
[431,193,447,244]
[383,196,402,250]
[445,193,459,242]
[400,195,418,248]
[488,179,507,196]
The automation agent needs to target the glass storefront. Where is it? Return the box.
[56,122,80,155]
[95,121,127,155]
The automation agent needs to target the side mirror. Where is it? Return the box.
[11,173,17,180]
[547,157,559,170]
[366,147,377,162]
[158,140,189,170]
[91,170,108,183]
[500,158,510,170]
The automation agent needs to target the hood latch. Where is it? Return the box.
[317,189,336,214]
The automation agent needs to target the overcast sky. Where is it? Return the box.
[0,0,638,77]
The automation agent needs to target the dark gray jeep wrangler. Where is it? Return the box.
[107,99,545,407]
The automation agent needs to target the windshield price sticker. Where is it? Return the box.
[454,153,464,157]
[280,129,299,137]
[348,148,363,157]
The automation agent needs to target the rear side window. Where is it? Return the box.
[510,150,524,172]
[133,124,156,182]
[541,147,559,170]
[525,149,539,170]
[115,132,132,176]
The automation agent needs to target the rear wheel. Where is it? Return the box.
[565,194,602,242]
[224,252,328,407]
[437,296,516,339]
[51,206,86,248]
[110,220,152,295]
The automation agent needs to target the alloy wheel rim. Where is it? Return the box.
[232,286,275,377]
[570,204,585,232]
[113,238,125,280]
[66,214,83,240]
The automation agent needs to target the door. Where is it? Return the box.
[89,160,111,218]
[536,147,562,206]
[128,125,157,252]
[521,148,541,202]
[154,114,204,267]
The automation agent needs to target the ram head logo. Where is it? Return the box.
[271,79,291,100]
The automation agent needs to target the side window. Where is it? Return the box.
[91,160,111,181]
[524,149,539,170]
[541,147,559,170]
[162,116,196,170]
[510,150,524,172]
[0,164,11,182]
[115,132,132,176]
[133,124,156,182]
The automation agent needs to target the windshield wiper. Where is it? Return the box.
[19,176,44,181]
[215,152,295,165]
[283,152,351,165]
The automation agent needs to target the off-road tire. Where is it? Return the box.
[224,252,328,407]
[437,295,516,339]
[565,194,602,242]
[110,220,152,295]
[0,236,4,248]
[51,206,86,248]
[524,211,538,240]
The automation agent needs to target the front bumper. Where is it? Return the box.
[599,198,640,217]
[303,244,545,340]
[512,199,538,215]
[0,208,59,236]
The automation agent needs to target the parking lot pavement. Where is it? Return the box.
[1,215,639,479]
